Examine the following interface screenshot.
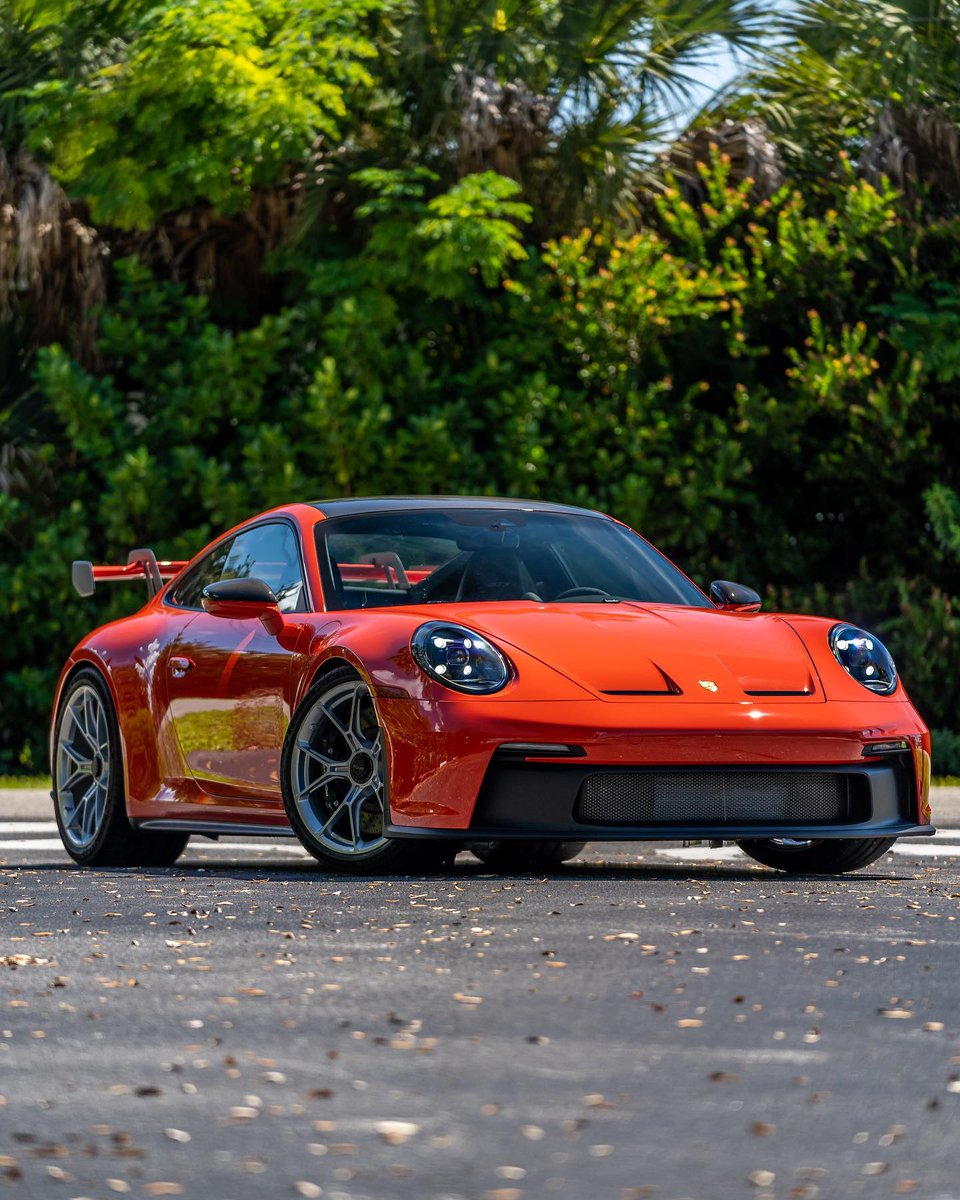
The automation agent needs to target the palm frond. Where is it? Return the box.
[743,0,960,195]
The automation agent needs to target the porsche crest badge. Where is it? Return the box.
[698,680,719,693]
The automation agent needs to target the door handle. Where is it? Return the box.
[170,656,195,679]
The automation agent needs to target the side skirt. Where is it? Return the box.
[134,819,296,840]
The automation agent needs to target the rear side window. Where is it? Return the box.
[169,523,308,612]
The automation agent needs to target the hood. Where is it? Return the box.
[456,602,823,702]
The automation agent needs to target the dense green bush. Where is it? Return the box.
[5,0,959,780]
[932,730,960,780]
[2,159,958,770]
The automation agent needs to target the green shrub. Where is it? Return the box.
[932,730,960,780]
[4,162,960,767]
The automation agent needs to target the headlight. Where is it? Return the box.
[411,622,511,694]
[829,624,897,695]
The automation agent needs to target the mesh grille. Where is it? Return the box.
[576,770,847,825]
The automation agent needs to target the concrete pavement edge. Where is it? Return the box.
[3,785,960,825]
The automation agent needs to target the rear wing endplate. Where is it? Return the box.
[72,548,188,600]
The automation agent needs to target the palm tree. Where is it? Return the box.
[348,0,773,232]
[0,2,131,350]
[740,0,960,202]
[665,117,786,203]
[0,142,106,350]
[2,0,777,335]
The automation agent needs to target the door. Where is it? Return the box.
[164,520,310,810]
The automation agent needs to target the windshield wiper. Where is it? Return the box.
[542,593,622,604]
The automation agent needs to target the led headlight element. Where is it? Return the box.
[411,622,511,694]
[829,623,897,695]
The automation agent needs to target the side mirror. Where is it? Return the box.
[710,579,762,613]
[202,578,283,635]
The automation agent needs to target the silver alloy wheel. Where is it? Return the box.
[56,684,111,849]
[291,679,388,859]
[768,838,818,849]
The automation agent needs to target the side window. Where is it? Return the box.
[221,523,308,613]
[169,538,236,610]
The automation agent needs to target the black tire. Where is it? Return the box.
[470,840,587,870]
[737,837,896,875]
[53,668,188,868]
[281,665,459,875]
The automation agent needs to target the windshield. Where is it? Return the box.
[316,509,706,610]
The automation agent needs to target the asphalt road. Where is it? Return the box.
[3,797,960,1200]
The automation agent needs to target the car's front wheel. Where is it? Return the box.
[282,666,457,875]
[737,837,896,874]
[54,668,188,867]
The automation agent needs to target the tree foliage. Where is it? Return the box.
[0,1,959,771]
[739,0,960,201]
[21,0,383,228]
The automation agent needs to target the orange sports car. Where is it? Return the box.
[52,497,933,874]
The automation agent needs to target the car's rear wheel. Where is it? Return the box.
[54,669,188,867]
[282,666,457,875]
[737,837,896,874]
[470,840,587,870]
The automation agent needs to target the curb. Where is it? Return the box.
[4,787,960,824]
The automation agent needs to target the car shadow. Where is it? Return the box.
[5,855,907,885]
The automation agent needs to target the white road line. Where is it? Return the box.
[189,842,309,855]
[891,842,960,856]
[655,842,960,861]
[657,846,744,861]
[0,838,68,851]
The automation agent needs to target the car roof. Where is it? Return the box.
[308,496,604,519]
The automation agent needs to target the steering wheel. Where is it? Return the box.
[405,552,470,605]
[554,587,613,600]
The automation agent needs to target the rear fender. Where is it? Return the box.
[51,622,174,817]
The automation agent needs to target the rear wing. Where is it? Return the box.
[338,562,434,587]
[72,548,188,600]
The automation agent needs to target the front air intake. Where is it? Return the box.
[575,769,859,825]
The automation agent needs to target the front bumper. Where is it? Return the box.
[385,756,932,841]
[378,695,932,839]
